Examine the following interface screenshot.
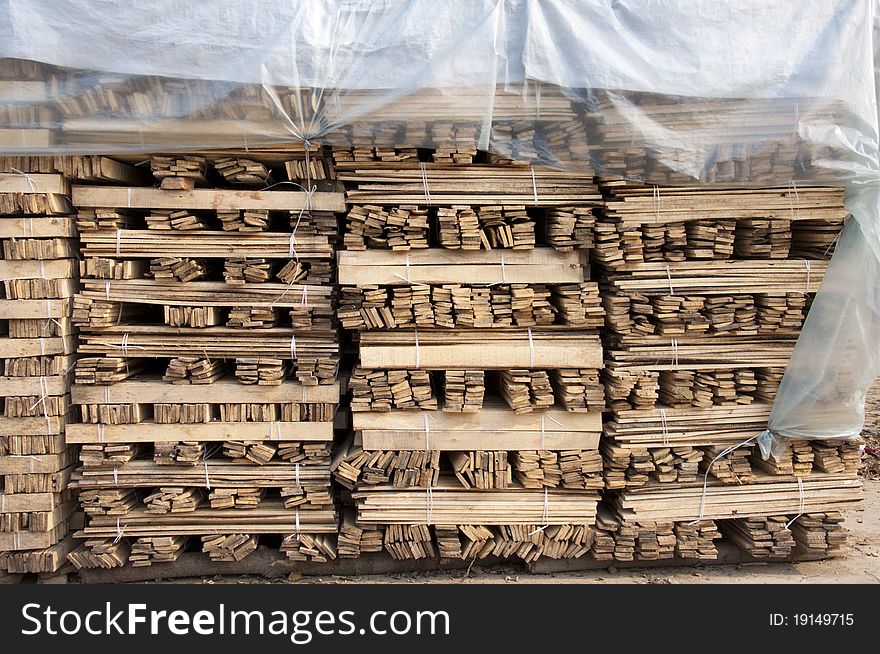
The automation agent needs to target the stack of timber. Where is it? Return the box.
[596,181,862,559]
[334,150,605,562]
[65,155,345,569]
[0,165,80,574]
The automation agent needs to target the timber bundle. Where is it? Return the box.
[0,139,864,577]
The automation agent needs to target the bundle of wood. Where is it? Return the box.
[2,237,76,260]
[129,536,187,566]
[333,447,442,488]
[383,524,435,560]
[226,306,278,329]
[789,512,848,556]
[163,305,222,328]
[349,368,436,412]
[79,443,142,468]
[546,207,596,250]
[153,442,205,466]
[80,402,145,425]
[151,155,207,190]
[752,439,815,477]
[602,443,703,489]
[79,256,147,280]
[222,441,277,465]
[721,516,796,559]
[3,394,68,417]
[144,487,203,514]
[76,208,136,232]
[343,204,429,250]
[163,357,225,384]
[810,440,862,474]
[441,370,485,412]
[604,292,808,338]
[281,533,338,562]
[498,370,554,413]
[223,258,272,283]
[673,521,721,559]
[511,450,604,490]
[449,451,510,489]
[337,509,384,558]
[208,488,264,510]
[78,488,139,517]
[148,257,208,281]
[145,209,209,231]
[213,158,272,186]
[72,297,144,328]
[201,533,259,561]
[339,282,601,330]
[154,403,213,424]
[234,358,287,385]
[217,209,271,232]
[66,538,130,569]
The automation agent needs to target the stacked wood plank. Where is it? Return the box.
[333,152,605,562]
[64,157,344,568]
[0,167,79,574]
[595,182,861,558]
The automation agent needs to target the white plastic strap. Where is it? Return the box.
[425,486,434,523]
[115,229,122,256]
[529,163,539,204]
[670,338,679,366]
[104,386,111,404]
[6,168,37,192]
[653,185,660,221]
[290,333,297,359]
[289,231,298,260]
[295,509,301,537]
[203,458,211,490]
[295,462,301,487]
[97,423,105,443]
[39,337,45,356]
[499,250,506,283]
[303,140,313,212]
[405,252,412,283]
[126,187,132,209]
[112,465,118,487]
[419,162,432,206]
[423,411,431,451]
[665,263,675,296]
[105,280,112,299]
[528,488,549,533]
[540,413,546,449]
[46,298,61,331]
[1,494,5,512]
[527,327,535,368]
[301,284,309,307]
[786,477,806,528]
[660,408,670,447]
[113,518,126,544]
[689,435,758,525]
[414,328,421,369]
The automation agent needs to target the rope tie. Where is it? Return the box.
[203,457,211,490]
[670,338,679,366]
[45,298,62,333]
[528,488,551,536]
[425,486,434,523]
[527,327,535,368]
[689,435,758,525]
[419,162,432,206]
[786,477,806,528]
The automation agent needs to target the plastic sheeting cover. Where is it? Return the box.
[0,0,879,459]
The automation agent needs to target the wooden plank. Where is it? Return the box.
[0,80,48,103]
[0,416,66,436]
[358,330,603,369]
[71,376,340,404]
[337,248,587,285]
[0,258,78,280]
[0,299,70,320]
[0,452,74,474]
[72,186,346,212]
[0,336,76,357]
[0,216,77,238]
[360,429,599,451]
[0,375,68,397]
[65,421,334,444]
[0,129,54,149]
[0,173,68,195]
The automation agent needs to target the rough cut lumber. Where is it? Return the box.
[358,329,602,369]
[72,186,345,212]
[337,248,587,285]
[65,421,334,444]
